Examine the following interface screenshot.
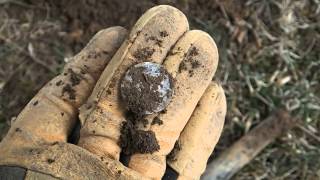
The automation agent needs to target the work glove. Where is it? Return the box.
[0,5,226,180]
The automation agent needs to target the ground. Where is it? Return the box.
[0,0,319,179]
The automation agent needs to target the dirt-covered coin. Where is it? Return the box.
[120,62,174,115]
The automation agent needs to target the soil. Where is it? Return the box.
[62,84,76,100]
[56,80,63,86]
[178,46,201,77]
[139,118,149,128]
[133,47,155,62]
[120,62,174,115]
[68,68,83,86]
[61,68,84,100]
[178,61,187,73]
[151,116,163,125]
[46,158,55,164]
[119,117,160,155]
[32,100,39,106]
[146,36,163,47]
[159,31,169,38]
[167,141,181,162]
[119,62,173,154]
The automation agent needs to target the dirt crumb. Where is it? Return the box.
[133,47,155,61]
[32,100,39,106]
[188,70,194,77]
[160,31,169,37]
[47,158,55,164]
[191,60,201,69]
[109,79,116,88]
[151,116,163,125]
[62,84,76,100]
[178,61,187,73]
[56,80,63,86]
[119,119,160,155]
[189,46,199,56]
[161,109,167,114]
[68,68,83,86]
[146,36,163,47]
[87,51,101,59]
[167,141,181,162]
[51,141,59,146]
[178,46,201,76]
[80,69,87,75]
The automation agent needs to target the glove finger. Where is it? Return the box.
[166,82,226,180]
[77,5,189,160]
[0,27,127,148]
[128,30,219,179]
[0,142,148,180]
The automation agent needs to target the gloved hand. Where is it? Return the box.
[0,5,226,180]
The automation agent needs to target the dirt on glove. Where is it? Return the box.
[119,112,160,155]
[119,60,174,155]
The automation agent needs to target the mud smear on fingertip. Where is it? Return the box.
[178,46,201,77]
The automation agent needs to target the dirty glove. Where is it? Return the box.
[0,5,226,180]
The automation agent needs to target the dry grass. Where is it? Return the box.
[190,0,320,179]
[0,0,319,179]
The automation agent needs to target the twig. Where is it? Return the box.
[202,110,298,180]
[297,124,320,143]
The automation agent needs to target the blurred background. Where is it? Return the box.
[0,0,319,179]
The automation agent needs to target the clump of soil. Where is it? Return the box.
[119,112,160,155]
[120,62,174,115]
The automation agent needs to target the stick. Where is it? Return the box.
[202,110,298,180]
